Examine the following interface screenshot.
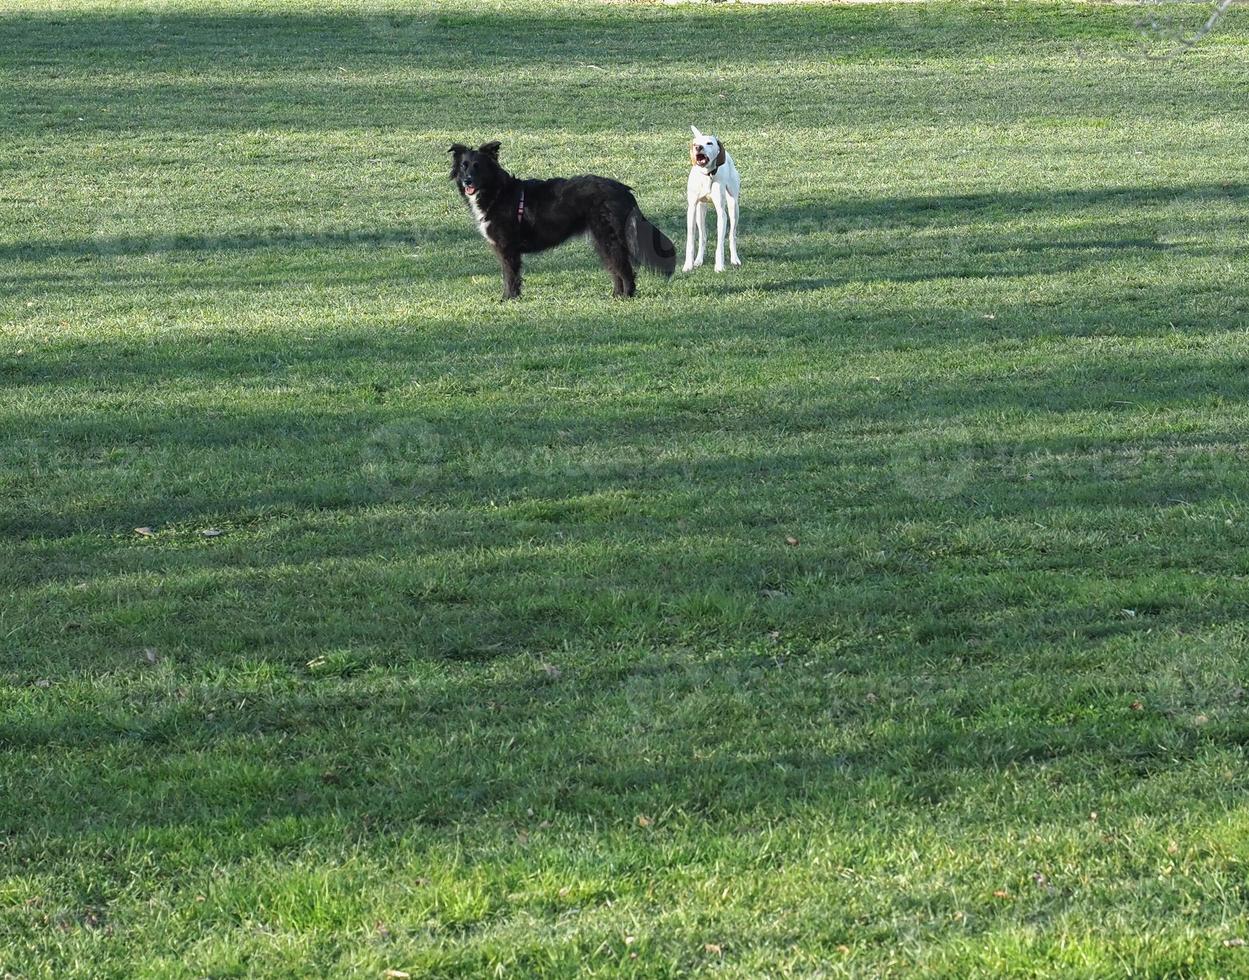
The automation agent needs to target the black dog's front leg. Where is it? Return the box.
[495,247,522,300]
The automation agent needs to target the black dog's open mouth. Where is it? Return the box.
[695,153,708,166]
[463,182,477,195]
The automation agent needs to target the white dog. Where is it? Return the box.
[683,125,741,273]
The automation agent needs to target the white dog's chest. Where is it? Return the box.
[467,194,491,241]
[689,171,714,204]
[687,160,738,205]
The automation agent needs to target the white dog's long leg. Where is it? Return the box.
[727,187,741,267]
[694,202,707,268]
[683,200,697,273]
[712,184,727,272]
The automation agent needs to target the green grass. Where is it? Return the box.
[4,0,1249,974]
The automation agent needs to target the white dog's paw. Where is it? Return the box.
[681,262,694,273]
[693,257,704,268]
[715,262,726,273]
[730,257,742,267]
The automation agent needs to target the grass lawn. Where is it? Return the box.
[4,0,1249,974]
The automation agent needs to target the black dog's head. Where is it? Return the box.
[449,141,503,200]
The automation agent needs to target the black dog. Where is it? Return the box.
[449,141,676,299]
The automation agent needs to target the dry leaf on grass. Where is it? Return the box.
[785,535,799,546]
[133,526,156,537]
[636,815,653,827]
[383,971,411,979]
[200,528,224,538]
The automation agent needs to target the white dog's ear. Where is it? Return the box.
[690,125,703,138]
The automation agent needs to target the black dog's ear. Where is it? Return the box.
[448,143,467,178]
[479,140,501,159]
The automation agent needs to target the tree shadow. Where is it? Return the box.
[4,180,1240,308]
[2,3,1238,140]
[760,182,1249,233]
[3,626,1244,839]
[5,0,1249,866]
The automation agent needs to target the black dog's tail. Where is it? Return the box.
[627,210,677,278]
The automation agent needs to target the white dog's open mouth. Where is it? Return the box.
[694,152,708,166]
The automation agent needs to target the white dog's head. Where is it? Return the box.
[689,125,726,171]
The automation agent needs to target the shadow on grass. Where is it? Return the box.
[4,0,1249,848]
[4,287,1248,569]
[1,4,1136,78]
[0,225,461,267]
[761,182,1249,233]
[3,181,1243,308]
[2,3,1239,142]
[3,629,1247,839]
[4,324,1249,841]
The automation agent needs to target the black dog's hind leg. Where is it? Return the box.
[589,217,635,298]
[495,246,522,300]
[617,257,636,298]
